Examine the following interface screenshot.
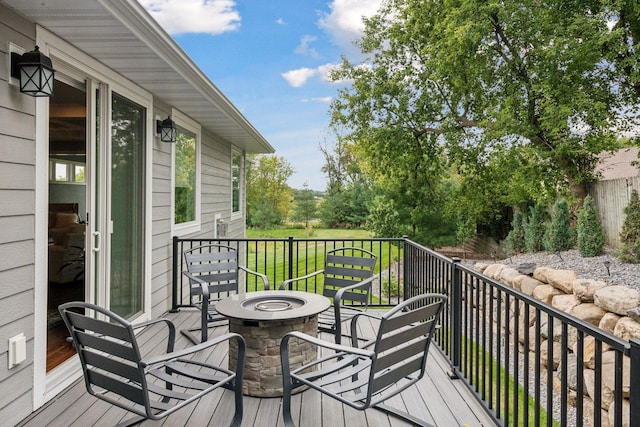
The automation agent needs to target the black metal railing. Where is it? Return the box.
[172,236,640,426]
[172,236,404,310]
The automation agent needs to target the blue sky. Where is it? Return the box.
[138,0,383,191]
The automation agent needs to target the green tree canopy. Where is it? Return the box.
[246,155,294,228]
[329,0,639,238]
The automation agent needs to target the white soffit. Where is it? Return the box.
[1,0,274,154]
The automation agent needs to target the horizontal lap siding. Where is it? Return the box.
[151,124,243,318]
[0,5,38,426]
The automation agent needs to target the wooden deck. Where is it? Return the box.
[19,309,497,427]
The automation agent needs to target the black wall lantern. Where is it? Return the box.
[156,116,177,143]
[11,45,55,97]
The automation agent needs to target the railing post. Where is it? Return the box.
[630,339,640,426]
[170,236,179,312]
[287,236,294,281]
[450,257,462,376]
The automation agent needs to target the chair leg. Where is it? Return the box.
[280,337,297,427]
[231,334,246,427]
[373,403,435,427]
[115,414,146,427]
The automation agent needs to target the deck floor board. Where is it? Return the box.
[18,309,497,427]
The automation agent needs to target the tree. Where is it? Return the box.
[246,155,293,228]
[577,195,605,257]
[618,190,640,263]
[329,0,637,222]
[290,184,317,227]
[544,199,575,252]
[506,210,527,255]
[524,203,547,253]
[319,134,374,228]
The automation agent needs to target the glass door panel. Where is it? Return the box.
[109,92,145,318]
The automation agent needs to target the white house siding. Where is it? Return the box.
[149,121,246,319]
[0,5,38,426]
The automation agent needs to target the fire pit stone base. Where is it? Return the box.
[228,314,319,397]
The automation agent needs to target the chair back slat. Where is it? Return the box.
[326,253,376,268]
[377,321,432,353]
[74,330,139,362]
[321,249,376,300]
[383,301,442,332]
[323,287,369,303]
[184,245,240,298]
[371,356,424,393]
[325,264,373,280]
[186,261,237,275]
[375,339,427,372]
[65,310,132,341]
[83,350,144,384]
[86,369,146,406]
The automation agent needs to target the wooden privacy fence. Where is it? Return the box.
[588,176,640,248]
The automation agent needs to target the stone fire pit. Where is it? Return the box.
[216,290,330,397]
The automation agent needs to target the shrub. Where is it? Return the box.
[576,195,605,257]
[618,190,640,263]
[506,210,527,254]
[544,199,575,252]
[524,203,547,253]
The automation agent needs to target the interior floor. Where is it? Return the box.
[47,280,83,372]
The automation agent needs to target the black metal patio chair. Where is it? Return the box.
[280,293,447,427]
[59,301,246,427]
[182,244,270,343]
[279,247,377,344]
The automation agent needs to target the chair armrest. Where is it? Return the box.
[183,271,210,299]
[132,317,176,353]
[281,331,374,359]
[140,332,245,367]
[239,265,271,290]
[279,270,324,290]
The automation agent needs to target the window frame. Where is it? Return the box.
[231,149,243,218]
[49,158,86,184]
[170,109,201,236]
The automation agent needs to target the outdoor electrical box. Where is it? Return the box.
[216,218,227,238]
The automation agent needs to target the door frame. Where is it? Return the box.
[32,26,154,409]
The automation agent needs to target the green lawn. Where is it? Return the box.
[243,228,400,303]
[246,228,373,239]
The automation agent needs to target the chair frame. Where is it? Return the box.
[182,244,269,343]
[279,247,377,344]
[59,301,246,427]
[280,293,447,427]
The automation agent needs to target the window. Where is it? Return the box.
[50,159,85,183]
[232,151,241,214]
[172,111,201,235]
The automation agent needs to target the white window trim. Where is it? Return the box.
[231,149,243,219]
[171,109,202,236]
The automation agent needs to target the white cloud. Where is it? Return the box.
[276,17,287,25]
[282,63,344,87]
[295,35,320,58]
[139,0,240,35]
[318,0,382,50]
[282,68,318,87]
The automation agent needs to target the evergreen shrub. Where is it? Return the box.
[576,195,605,257]
[506,210,527,254]
[544,199,575,252]
[524,203,547,253]
[618,190,640,263]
